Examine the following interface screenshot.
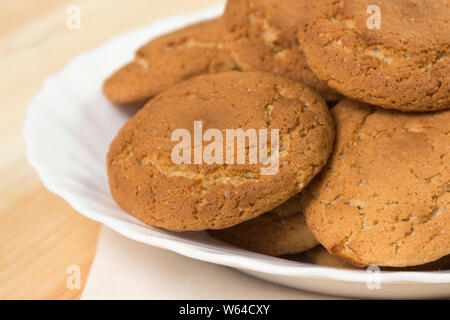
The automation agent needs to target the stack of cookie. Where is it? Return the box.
[104,0,449,270]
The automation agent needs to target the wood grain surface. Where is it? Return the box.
[0,0,223,300]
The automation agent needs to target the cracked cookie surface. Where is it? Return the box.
[223,0,339,101]
[210,195,318,256]
[302,99,450,267]
[107,71,335,231]
[103,18,237,105]
[299,0,450,111]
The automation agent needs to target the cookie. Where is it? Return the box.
[223,0,340,101]
[306,246,450,271]
[108,71,335,231]
[299,0,450,111]
[210,195,319,256]
[305,246,354,269]
[302,99,450,267]
[103,18,237,104]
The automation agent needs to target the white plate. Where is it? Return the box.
[23,4,450,299]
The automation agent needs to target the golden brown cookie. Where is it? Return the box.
[210,195,319,256]
[299,0,450,111]
[223,0,339,101]
[108,71,335,231]
[103,18,237,104]
[306,246,450,271]
[305,246,355,269]
[302,99,450,267]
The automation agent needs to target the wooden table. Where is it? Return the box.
[0,0,223,300]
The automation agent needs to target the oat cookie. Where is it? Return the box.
[223,0,339,101]
[306,246,450,271]
[210,195,318,256]
[302,99,450,267]
[103,18,237,104]
[299,0,450,111]
[305,246,354,269]
[107,71,335,231]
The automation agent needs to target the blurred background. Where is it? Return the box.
[0,0,222,299]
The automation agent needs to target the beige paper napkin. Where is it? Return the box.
[82,226,340,299]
